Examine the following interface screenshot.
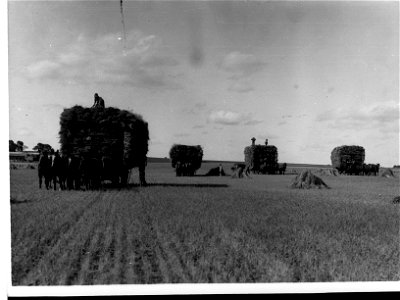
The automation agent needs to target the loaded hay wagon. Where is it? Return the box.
[330,145,365,175]
[59,101,149,187]
[244,138,279,174]
[169,144,203,176]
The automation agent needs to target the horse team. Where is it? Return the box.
[38,150,130,191]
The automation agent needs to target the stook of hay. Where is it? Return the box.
[381,168,395,178]
[291,170,330,189]
[59,105,149,169]
[315,168,339,176]
[244,138,278,174]
[393,196,400,204]
[205,166,225,176]
[331,145,365,174]
[169,144,203,176]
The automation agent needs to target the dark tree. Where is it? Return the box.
[33,143,54,154]
[9,140,18,152]
[16,141,27,152]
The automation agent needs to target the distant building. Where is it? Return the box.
[9,151,40,162]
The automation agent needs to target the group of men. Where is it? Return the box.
[37,150,130,191]
[38,150,80,190]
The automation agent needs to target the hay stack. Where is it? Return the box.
[290,170,330,189]
[331,145,365,175]
[244,138,278,174]
[381,168,395,178]
[169,144,203,176]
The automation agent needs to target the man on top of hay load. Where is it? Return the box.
[92,93,105,108]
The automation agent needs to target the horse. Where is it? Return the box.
[363,163,380,176]
[66,155,81,190]
[101,156,130,188]
[80,157,102,190]
[278,163,287,175]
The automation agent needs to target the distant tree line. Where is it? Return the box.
[9,140,27,152]
[9,140,55,154]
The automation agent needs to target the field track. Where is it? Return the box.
[10,162,400,284]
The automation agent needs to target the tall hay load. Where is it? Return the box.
[169,144,203,176]
[244,138,278,174]
[59,105,149,186]
[330,145,365,175]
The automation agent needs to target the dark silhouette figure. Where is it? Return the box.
[38,151,51,189]
[66,156,81,190]
[278,163,287,175]
[92,93,100,108]
[51,151,64,190]
[92,93,105,108]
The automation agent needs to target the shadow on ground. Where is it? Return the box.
[129,182,229,188]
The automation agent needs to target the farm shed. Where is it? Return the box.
[59,104,149,185]
[169,144,203,176]
[330,145,365,175]
[244,138,279,174]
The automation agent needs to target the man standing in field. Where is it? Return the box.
[38,151,51,189]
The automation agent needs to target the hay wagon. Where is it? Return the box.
[244,138,279,174]
[169,144,203,176]
[59,104,149,186]
[330,145,365,175]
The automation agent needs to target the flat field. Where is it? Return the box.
[9,162,400,285]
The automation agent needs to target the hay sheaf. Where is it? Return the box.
[291,170,330,189]
[314,168,339,176]
[381,168,395,178]
[59,105,149,168]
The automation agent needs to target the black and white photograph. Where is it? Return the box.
[5,0,400,296]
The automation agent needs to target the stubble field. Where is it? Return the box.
[10,162,400,285]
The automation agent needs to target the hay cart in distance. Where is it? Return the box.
[244,138,279,174]
[330,145,365,175]
[169,144,203,176]
[59,103,149,186]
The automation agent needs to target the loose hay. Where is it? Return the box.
[291,170,330,189]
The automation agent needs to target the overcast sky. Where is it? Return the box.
[8,0,399,166]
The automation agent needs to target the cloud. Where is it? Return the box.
[174,133,190,138]
[227,81,255,93]
[278,121,287,126]
[42,103,65,111]
[25,30,181,89]
[208,110,260,126]
[220,51,266,93]
[26,60,61,80]
[316,101,399,132]
[182,102,208,115]
[220,51,266,78]
[192,124,205,129]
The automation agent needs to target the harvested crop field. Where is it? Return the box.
[10,162,400,285]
